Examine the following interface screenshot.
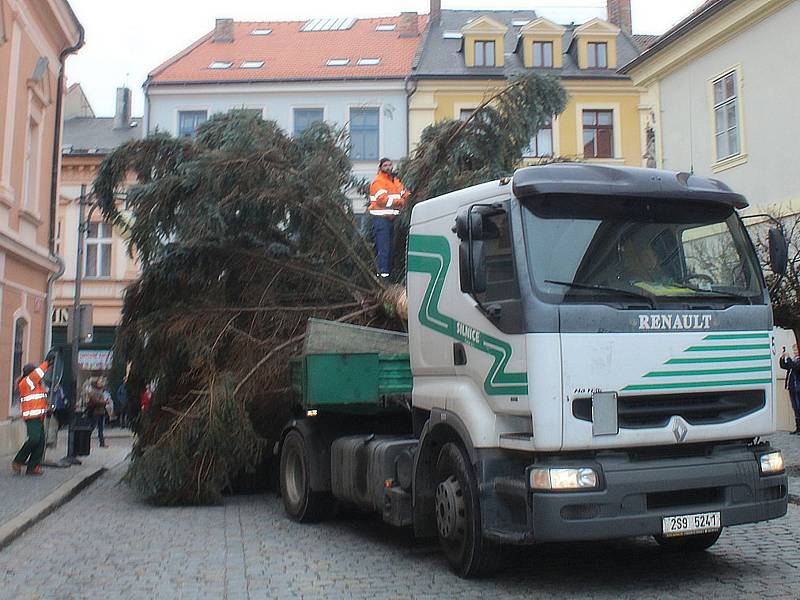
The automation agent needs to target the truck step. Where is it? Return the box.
[493,476,529,499]
[499,432,535,452]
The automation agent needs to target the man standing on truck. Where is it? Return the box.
[369,158,409,278]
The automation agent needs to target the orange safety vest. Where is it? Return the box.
[18,361,49,420]
[368,171,409,218]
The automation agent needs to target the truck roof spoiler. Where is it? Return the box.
[511,164,748,210]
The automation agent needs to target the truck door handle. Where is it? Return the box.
[453,343,467,366]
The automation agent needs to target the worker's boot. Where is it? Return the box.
[11,462,22,475]
[26,465,43,476]
[791,419,800,435]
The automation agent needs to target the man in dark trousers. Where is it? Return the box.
[12,350,55,475]
[779,343,800,434]
[368,158,409,278]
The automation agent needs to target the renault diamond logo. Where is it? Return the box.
[673,420,688,443]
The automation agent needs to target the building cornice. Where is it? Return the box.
[0,229,59,272]
[147,79,407,97]
[622,0,792,85]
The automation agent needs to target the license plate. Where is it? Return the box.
[662,511,721,537]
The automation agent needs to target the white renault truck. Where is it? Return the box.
[277,164,789,578]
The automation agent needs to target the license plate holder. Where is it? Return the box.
[662,511,721,537]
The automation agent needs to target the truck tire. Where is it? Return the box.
[653,528,723,552]
[434,442,501,578]
[279,430,335,522]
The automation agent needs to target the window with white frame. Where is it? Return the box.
[55,219,63,257]
[178,110,207,137]
[293,108,324,136]
[22,115,41,209]
[349,107,379,161]
[474,40,496,67]
[713,70,741,161]
[525,118,553,157]
[587,42,608,68]
[85,222,112,278]
[459,108,476,121]
[533,41,554,68]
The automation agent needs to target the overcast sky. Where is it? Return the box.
[65,0,704,117]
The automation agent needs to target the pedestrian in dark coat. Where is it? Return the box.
[779,343,800,434]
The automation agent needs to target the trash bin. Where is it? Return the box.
[71,421,93,456]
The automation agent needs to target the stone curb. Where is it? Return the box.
[0,466,107,551]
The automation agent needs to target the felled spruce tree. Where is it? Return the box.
[95,111,390,504]
[94,71,567,505]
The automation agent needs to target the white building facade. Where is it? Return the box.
[623,0,799,210]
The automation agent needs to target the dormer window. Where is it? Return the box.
[533,42,553,68]
[571,19,619,70]
[474,40,496,67]
[461,16,507,68]
[519,18,565,69]
[587,42,608,68]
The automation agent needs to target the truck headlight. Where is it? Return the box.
[530,467,599,491]
[758,451,785,475]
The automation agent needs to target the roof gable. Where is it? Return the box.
[573,17,621,36]
[520,17,566,36]
[461,15,508,35]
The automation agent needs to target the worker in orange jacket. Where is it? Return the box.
[12,350,55,475]
[369,158,410,278]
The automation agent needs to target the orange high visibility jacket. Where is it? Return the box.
[369,171,409,218]
[19,361,49,420]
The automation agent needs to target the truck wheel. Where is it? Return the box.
[279,430,334,522]
[654,528,723,552]
[434,442,501,578]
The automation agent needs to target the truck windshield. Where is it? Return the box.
[521,195,764,307]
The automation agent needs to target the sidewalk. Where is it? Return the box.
[0,423,132,549]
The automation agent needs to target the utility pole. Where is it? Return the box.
[71,183,86,391]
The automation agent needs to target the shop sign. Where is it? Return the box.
[78,349,113,370]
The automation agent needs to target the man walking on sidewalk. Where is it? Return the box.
[12,351,55,475]
[369,158,410,278]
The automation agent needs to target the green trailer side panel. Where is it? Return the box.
[292,353,412,411]
[305,354,380,406]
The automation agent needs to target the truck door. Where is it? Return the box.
[452,202,530,423]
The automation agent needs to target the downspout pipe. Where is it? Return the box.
[45,17,85,355]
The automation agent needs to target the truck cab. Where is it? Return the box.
[279,164,788,579]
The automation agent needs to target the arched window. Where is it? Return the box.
[11,317,27,407]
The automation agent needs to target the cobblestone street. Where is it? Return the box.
[1,455,799,600]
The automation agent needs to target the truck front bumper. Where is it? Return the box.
[483,443,788,543]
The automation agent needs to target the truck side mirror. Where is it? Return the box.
[455,208,483,241]
[459,240,487,294]
[768,227,788,275]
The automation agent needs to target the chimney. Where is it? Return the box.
[113,87,132,130]
[606,0,632,35]
[213,18,234,43]
[430,0,441,26]
[398,12,419,38]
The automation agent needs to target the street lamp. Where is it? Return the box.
[62,184,113,464]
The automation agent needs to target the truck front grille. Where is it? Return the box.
[572,389,765,428]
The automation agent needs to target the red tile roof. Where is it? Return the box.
[149,15,427,84]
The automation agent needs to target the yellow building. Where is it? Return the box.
[409,1,652,167]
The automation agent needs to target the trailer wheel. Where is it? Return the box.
[434,442,501,578]
[653,528,723,552]
[279,430,334,522]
